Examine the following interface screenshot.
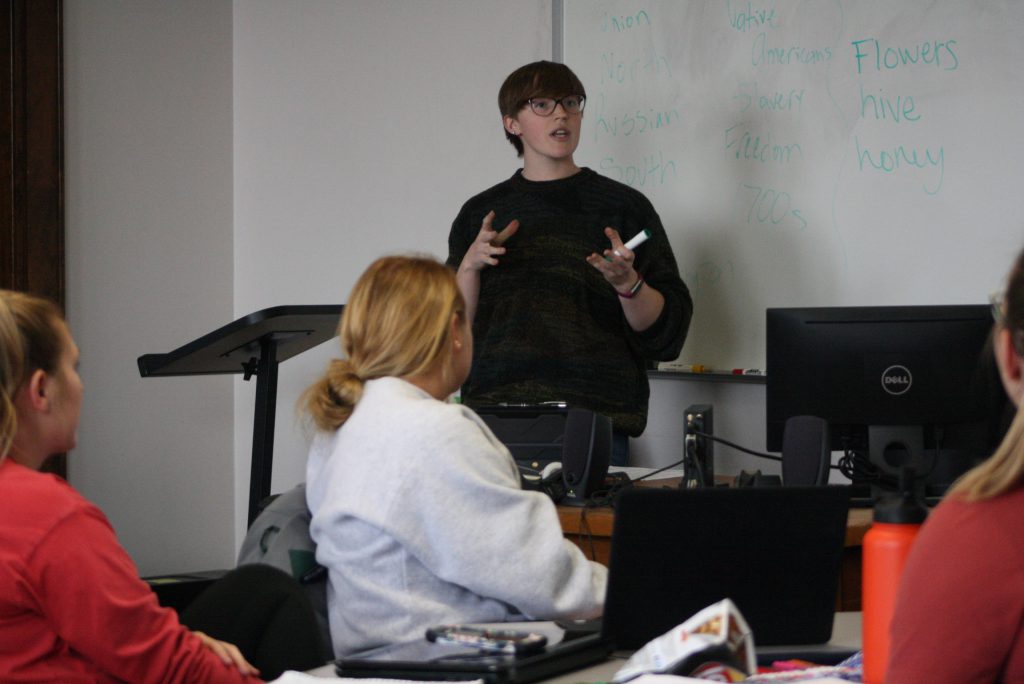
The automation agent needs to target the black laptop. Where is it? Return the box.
[334,629,611,684]
[603,486,851,650]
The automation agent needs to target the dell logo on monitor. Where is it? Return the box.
[881,365,913,395]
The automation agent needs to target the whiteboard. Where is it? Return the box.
[563,0,1024,370]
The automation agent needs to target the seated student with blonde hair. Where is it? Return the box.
[303,255,607,657]
[886,247,1024,683]
[0,290,264,682]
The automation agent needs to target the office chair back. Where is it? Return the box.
[237,483,330,649]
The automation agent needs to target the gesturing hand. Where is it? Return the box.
[586,227,639,291]
[459,210,520,273]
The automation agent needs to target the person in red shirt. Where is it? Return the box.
[0,290,262,683]
[887,248,1024,683]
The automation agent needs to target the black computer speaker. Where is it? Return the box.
[560,408,612,505]
[781,415,831,486]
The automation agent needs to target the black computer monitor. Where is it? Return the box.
[766,305,1008,497]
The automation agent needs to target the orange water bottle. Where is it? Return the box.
[862,472,928,683]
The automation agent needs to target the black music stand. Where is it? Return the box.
[138,305,344,525]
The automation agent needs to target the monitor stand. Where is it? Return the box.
[868,425,928,501]
[138,304,344,525]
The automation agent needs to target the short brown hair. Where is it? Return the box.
[498,61,586,157]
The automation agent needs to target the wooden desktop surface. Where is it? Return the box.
[557,479,871,612]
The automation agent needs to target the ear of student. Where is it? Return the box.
[24,369,50,411]
[503,115,520,136]
[450,314,462,350]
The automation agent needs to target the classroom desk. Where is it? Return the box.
[557,479,872,612]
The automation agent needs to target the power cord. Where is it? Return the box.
[631,456,687,482]
[688,429,783,463]
[682,434,706,487]
[837,448,880,482]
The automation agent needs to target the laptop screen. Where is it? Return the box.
[602,486,851,649]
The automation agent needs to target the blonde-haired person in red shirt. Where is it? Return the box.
[0,290,263,683]
[887,248,1024,683]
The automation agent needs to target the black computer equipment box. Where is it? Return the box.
[475,405,611,505]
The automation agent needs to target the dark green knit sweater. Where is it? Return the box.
[447,168,692,436]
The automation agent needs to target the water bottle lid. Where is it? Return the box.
[873,465,929,523]
[873,490,928,523]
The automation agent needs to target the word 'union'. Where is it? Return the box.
[601,9,651,33]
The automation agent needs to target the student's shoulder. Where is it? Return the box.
[2,460,82,504]
[404,400,507,461]
[414,395,485,434]
[919,490,1024,563]
[0,460,102,531]
[364,379,476,434]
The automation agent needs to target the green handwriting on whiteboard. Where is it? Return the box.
[851,37,959,74]
[727,0,779,32]
[752,32,833,67]
[599,152,677,188]
[859,85,920,123]
[740,184,808,231]
[683,259,736,296]
[724,125,803,164]
[855,137,945,195]
[734,82,805,115]
[600,49,671,85]
[592,94,679,141]
[601,9,652,33]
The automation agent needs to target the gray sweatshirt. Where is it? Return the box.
[306,377,607,657]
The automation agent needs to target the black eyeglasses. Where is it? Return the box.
[991,289,1024,354]
[524,95,586,117]
[991,290,1007,326]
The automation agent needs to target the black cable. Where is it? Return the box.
[838,448,878,482]
[574,504,599,560]
[683,434,706,487]
[688,430,782,462]
[626,440,706,486]
[631,456,688,482]
[836,435,875,482]
[837,448,903,490]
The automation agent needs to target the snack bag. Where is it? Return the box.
[612,598,756,682]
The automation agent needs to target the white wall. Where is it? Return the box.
[64,0,236,575]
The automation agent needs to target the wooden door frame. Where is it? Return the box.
[0,0,66,477]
